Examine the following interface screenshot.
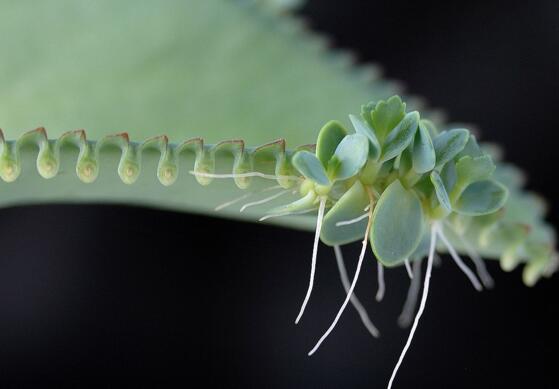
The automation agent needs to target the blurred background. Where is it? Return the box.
[0,0,557,387]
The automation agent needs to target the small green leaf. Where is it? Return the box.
[292,150,330,186]
[320,181,370,246]
[430,171,451,211]
[371,180,424,266]
[455,155,496,190]
[328,133,369,181]
[419,119,439,138]
[398,146,413,175]
[349,114,380,160]
[380,111,420,163]
[433,129,469,168]
[360,101,376,129]
[454,179,508,216]
[371,95,406,142]
[440,159,457,193]
[457,134,483,159]
[316,120,348,167]
[412,121,436,173]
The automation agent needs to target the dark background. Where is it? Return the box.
[0,0,557,387]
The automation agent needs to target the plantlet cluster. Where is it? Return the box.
[194,95,557,388]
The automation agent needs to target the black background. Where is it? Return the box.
[0,0,557,387]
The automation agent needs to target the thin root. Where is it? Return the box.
[189,170,302,181]
[258,207,317,222]
[404,259,413,279]
[336,213,369,227]
[240,189,289,212]
[295,198,327,324]
[214,193,252,211]
[444,221,494,288]
[436,224,483,292]
[376,261,385,302]
[387,224,436,389]
[307,190,374,356]
[398,259,422,328]
[214,185,283,211]
[334,245,380,338]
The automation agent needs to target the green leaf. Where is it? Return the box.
[316,121,348,167]
[398,146,413,175]
[349,114,380,160]
[360,101,376,129]
[412,121,436,173]
[456,155,495,182]
[320,181,370,246]
[419,119,439,138]
[440,159,457,192]
[433,129,469,168]
[292,150,330,186]
[451,155,496,204]
[430,170,451,212]
[371,180,424,266]
[457,134,483,159]
[371,95,406,142]
[328,133,369,181]
[379,111,420,163]
[455,155,496,190]
[454,179,508,216]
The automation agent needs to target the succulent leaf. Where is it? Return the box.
[370,95,406,143]
[371,180,424,266]
[379,111,420,163]
[433,129,469,168]
[292,150,330,185]
[349,114,380,160]
[412,121,436,173]
[320,180,370,246]
[316,121,348,167]
[454,179,508,216]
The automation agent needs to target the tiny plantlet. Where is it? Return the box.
[0,1,556,387]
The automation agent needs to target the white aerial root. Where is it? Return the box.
[444,221,494,289]
[240,189,289,212]
[435,224,483,292]
[376,261,385,302]
[307,201,373,356]
[214,192,252,211]
[388,224,437,389]
[398,259,422,328]
[295,198,327,324]
[258,207,317,222]
[334,245,380,338]
[189,170,302,181]
[214,185,283,211]
[336,213,369,227]
[404,259,413,279]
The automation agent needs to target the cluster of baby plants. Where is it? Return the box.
[187,96,556,388]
